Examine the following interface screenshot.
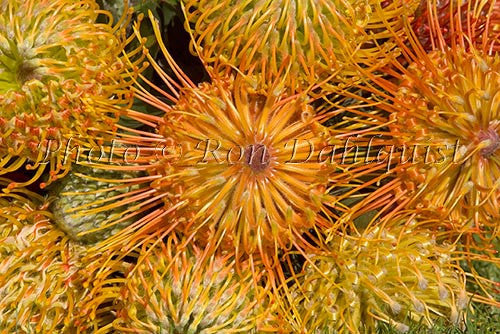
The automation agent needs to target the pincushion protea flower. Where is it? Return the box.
[0,0,143,190]
[182,0,419,93]
[0,182,87,333]
[148,75,343,258]
[81,13,392,265]
[279,215,470,333]
[108,236,284,333]
[391,49,499,238]
[338,0,499,250]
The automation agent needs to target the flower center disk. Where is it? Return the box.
[243,144,271,173]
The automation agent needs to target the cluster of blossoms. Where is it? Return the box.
[0,0,498,333]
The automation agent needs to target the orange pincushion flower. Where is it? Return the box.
[80,14,391,263]
[412,0,498,52]
[150,75,340,256]
[391,48,499,239]
[0,0,143,190]
[85,74,349,263]
[182,0,419,93]
[337,0,499,248]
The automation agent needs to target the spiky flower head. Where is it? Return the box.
[83,14,388,264]
[182,0,419,92]
[112,236,282,333]
[279,217,468,333]
[391,48,499,239]
[150,75,342,257]
[86,72,344,265]
[0,183,87,333]
[0,0,142,189]
[338,0,499,248]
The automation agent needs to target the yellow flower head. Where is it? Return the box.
[182,0,419,92]
[279,216,468,333]
[112,236,283,333]
[151,75,340,257]
[0,0,143,189]
[391,48,499,240]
